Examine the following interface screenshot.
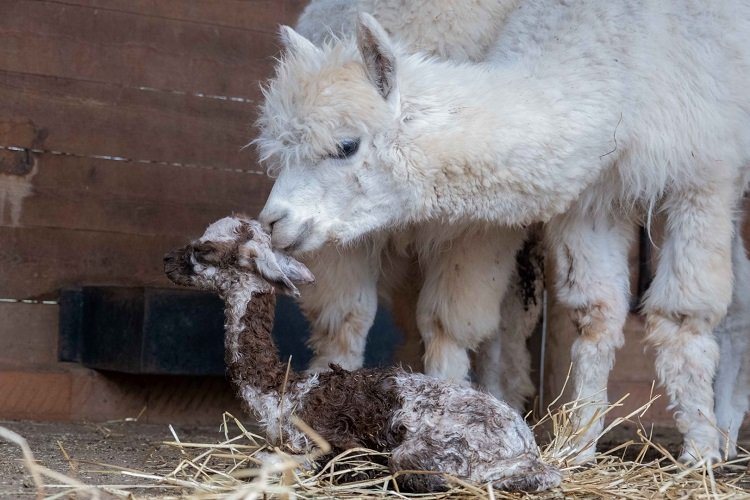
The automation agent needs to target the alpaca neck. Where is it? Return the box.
[223,288,295,398]
[396,56,622,226]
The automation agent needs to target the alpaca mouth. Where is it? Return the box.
[279,219,314,254]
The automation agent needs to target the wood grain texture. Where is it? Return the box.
[34,0,307,32]
[0,226,184,298]
[0,71,259,170]
[0,363,241,423]
[5,153,272,235]
[0,303,59,366]
[0,0,301,97]
[0,1,302,300]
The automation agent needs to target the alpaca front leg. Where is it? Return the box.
[644,191,736,464]
[547,211,633,464]
[714,215,750,459]
[417,226,523,386]
[299,244,379,372]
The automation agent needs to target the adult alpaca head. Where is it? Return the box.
[257,14,427,254]
[257,12,576,254]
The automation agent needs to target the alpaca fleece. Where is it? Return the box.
[285,0,540,411]
[256,3,750,463]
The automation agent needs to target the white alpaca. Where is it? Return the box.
[256,5,750,463]
[291,0,541,410]
[296,0,519,62]
[714,212,750,459]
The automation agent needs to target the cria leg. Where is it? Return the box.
[644,190,735,464]
[390,440,560,493]
[299,244,379,371]
[416,226,523,386]
[714,215,750,460]
[547,210,634,464]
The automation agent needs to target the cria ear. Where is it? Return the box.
[272,251,315,286]
[240,240,299,296]
[279,25,320,56]
[238,240,314,297]
[357,13,398,100]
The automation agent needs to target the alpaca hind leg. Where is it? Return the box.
[389,441,449,493]
[300,244,379,372]
[390,439,560,493]
[377,246,425,371]
[474,229,544,409]
[547,210,634,464]
[499,228,544,410]
[714,215,750,459]
[417,225,523,385]
[644,189,736,464]
[474,329,505,399]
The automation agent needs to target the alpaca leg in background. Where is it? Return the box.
[379,251,425,372]
[417,226,524,388]
[547,210,634,463]
[475,229,544,410]
[299,244,380,371]
[644,188,736,463]
[714,213,750,460]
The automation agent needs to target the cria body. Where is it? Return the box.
[164,216,561,492]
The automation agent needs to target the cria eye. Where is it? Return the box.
[331,138,360,159]
[192,243,214,263]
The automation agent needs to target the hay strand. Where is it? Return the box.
[4,396,750,499]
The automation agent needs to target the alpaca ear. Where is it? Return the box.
[356,13,398,100]
[279,25,320,56]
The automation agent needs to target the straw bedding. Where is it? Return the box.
[2,385,749,500]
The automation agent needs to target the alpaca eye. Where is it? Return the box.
[330,138,360,159]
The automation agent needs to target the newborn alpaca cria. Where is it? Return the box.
[164,215,561,492]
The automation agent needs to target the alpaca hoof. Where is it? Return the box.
[678,445,721,466]
[552,437,596,465]
[567,444,597,465]
[718,438,739,462]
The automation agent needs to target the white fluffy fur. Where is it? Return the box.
[296,0,519,62]
[288,0,539,409]
[257,2,750,463]
[714,213,750,460]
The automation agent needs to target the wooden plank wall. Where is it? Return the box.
[0,0,305,422]
[0,1,744,427]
